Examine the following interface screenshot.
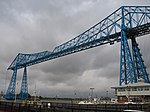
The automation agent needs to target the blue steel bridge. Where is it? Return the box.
[4,6,150,100]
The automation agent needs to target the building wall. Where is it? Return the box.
[112,81,150,103]
[116,86,150,96]
[114,86,150,103]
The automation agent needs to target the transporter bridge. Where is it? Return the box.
[4,6,150,99]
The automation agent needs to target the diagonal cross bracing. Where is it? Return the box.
[8,6,150,70]
[5,6,150,100]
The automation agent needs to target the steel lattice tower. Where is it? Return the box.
[4,68,17,99]
[18,66,28,99]
[131,38,149,83]
[120,28,136,85]
[5,6,150,99]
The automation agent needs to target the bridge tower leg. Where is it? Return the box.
[120,30,136,85]
[131,38,150,83]
[120,7,137,86]
[19,66,28,99]
[4,68,17,99]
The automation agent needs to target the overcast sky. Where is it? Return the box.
[0,0,150,98]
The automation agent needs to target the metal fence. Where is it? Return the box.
[0,101,150,112]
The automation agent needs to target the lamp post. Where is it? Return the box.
[106,91,108,103]
[74,90,77,99]
[73,90,77,104]
[90,88,94,101]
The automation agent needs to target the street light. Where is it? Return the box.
[74,90,77,98]
[106,91,108,103]
[90,88,94,100]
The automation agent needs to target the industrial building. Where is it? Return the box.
[111,78,150,103]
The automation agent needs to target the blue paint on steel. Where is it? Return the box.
[18,66,28,99]
[119,6,136,85]
[131,38,150,83]
[5,6,150,99]
[120,25,136,85]
[4,68,17,99]
[7,6,150,70]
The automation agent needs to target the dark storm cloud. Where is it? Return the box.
[0,0,150,97]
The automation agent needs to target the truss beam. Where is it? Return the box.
[5,6,150,100]
[8,6,150,70]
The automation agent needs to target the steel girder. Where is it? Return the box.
[8,6,150,70]
[5,6,150,99]
[8,51,51,70]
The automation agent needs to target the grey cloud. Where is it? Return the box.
[0,0,150,97]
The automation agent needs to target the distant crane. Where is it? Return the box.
[4,6,150,100]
